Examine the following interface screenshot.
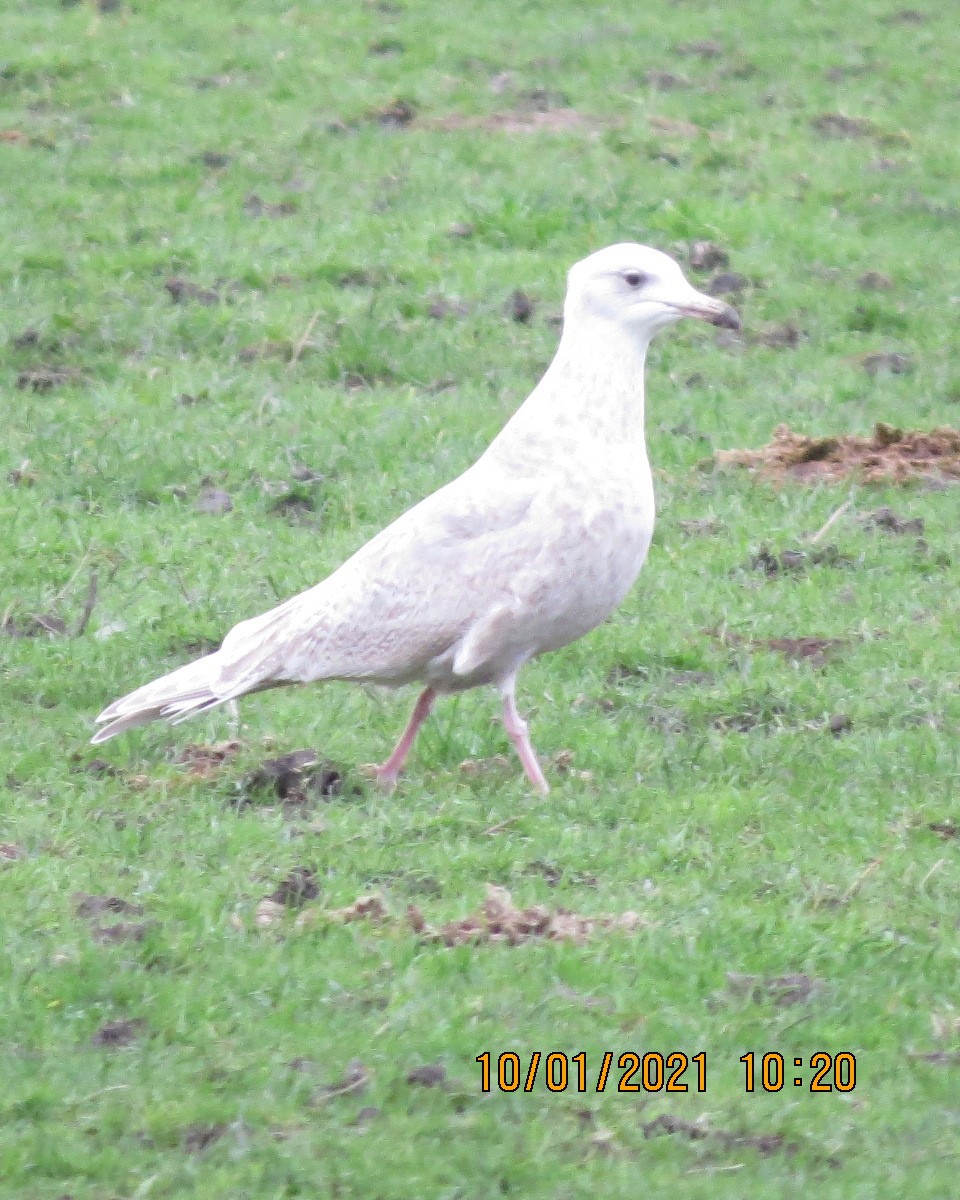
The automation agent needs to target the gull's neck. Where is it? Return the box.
[485,314,654,471]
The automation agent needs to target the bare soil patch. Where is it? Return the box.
[418,886,647,945]
[713,423,960,485]
[290,885,647,946]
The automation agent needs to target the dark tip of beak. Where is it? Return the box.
[710,303,741,331]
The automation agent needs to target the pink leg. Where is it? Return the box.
[500,677,550,795]
[375,687,436,790]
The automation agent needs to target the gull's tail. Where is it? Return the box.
[91,652,228,744]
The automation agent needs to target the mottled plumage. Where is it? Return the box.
[93,244,738,792]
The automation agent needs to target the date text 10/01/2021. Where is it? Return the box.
[476,1052,857,1094]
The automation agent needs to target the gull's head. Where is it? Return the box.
[565,243,740,339]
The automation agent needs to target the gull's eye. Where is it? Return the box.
[623,271,647,288]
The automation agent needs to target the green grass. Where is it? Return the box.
[2,0,960,1195]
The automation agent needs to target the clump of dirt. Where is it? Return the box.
[430,109,600,134]
[191,73,236,90]
[859,506,924,535]
[524,860,563,887]
[427,296,469,319]
[2,612,68,638]
[238,749,350,806]
[74,892,153,944]
[675,38,723,58]
[677,517,723,536]
[725,971,825,1007]
[91,920,152,944]
[175,741,242,779]
[687,240,729,271]
[16,366,84,392]
[407,1062,447,1088]
[237,339,295,362]
[648,114,700,138]
[369,37,404,56]
[7,460,38,486]
[858,270,893,290]
[713,423,960,485]
[754,320,804,349]
[200,150,231,169]
[860,351,913,376]
[334,268,383,288]
[706,271,750,296]
[266,867,321,907]
[168,635,220,656]
[269,487,319,523]
[882,8,927,23]
[762,636,845,665]
[369,98,416,127]
[165,277,220,305]
[811,112,874,138]
[181,1124,228,1153]
[747,544,853,575]
[507,289,535,323]
[643,70,690,91]
[349,1105,381,1128]
[708,627,846,666]
[606,663,714,689]
[458,754,512,779]
[911,1050,960,1065]
[252,892,388,930]
[641,1114,803,1160]
[92,1018,145,1048]
[195,486,233,515]
[254,867,329,926]
[710,702,788,733]
[243,194,298,217]
[419,886,644,946]
[288,885,647,945]
[74,893,144,918]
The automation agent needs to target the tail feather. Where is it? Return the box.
[166,695,230,724]
[92,652,224,744]
[91,708,170,744]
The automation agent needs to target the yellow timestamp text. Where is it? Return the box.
[476,1051,858,1093]
[476,1051,707,1094]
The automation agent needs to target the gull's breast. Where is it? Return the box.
[525,454,656,654]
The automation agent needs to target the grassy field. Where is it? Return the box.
[2,0,960,1195]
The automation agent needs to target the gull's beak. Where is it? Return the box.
[661,286,741,330]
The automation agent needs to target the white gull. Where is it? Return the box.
[92,243,739,793]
